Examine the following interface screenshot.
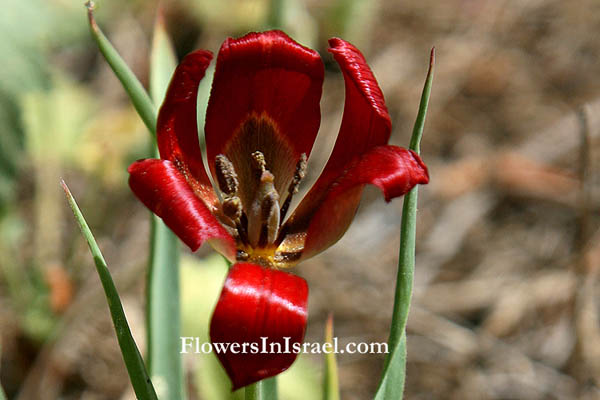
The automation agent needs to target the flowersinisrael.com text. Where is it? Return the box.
[180,337,388,355]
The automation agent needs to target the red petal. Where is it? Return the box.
[156,50,218,209]
[282,39,393,237]
[128,159,236,259]
[318,38,392,189]
[210,262,308,390]
[284,146,429,260]
[205,31,324,207]
[354,146,429,202]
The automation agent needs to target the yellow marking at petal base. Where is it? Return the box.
[236,233,305,269]
[238,245,279,268]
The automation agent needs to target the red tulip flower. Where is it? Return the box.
[128,30,429,390]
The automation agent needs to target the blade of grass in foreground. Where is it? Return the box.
[145,9,185,400]
[85,1,157,136]
[61,180,158,400]
[374,48,435,400]
[322,314,340,400]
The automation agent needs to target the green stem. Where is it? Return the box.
[245,378,278,400]
[246,383,260,400]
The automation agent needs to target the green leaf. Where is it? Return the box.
[147,216,184,400]
[322,314,340,400]
[145,11,185,400]
[374,48,434,400]
[408,48,435,154]
[61,180,158,400]
[85,1,157,136]
[245,378,277,400]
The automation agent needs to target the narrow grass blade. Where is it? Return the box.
[245,378,278,400]
[61,180,158,400]
[85,1,157,136]
[322,314,340,400]
[374,48,435,400]
[145,10,185,400]
[147,216,183,399]
[408,48,435,154]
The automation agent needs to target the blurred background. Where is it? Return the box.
[1,0,599,399]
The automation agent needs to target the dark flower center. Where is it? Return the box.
[215,150,307,268]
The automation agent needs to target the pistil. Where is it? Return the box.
[247,169,280,248]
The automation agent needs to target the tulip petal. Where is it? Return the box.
[205,30,324,209]
[128,159,236,259]
[282,39,393,237]
[210,262,309,390]
[156,50,219,209]
[317,38,392,192]
[283,146,429,260]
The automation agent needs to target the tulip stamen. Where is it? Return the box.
[222,196,246,241]
[221,196,241,219]
[215,154,249,244]
[280,153,307,221]
[215,154,239,195]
